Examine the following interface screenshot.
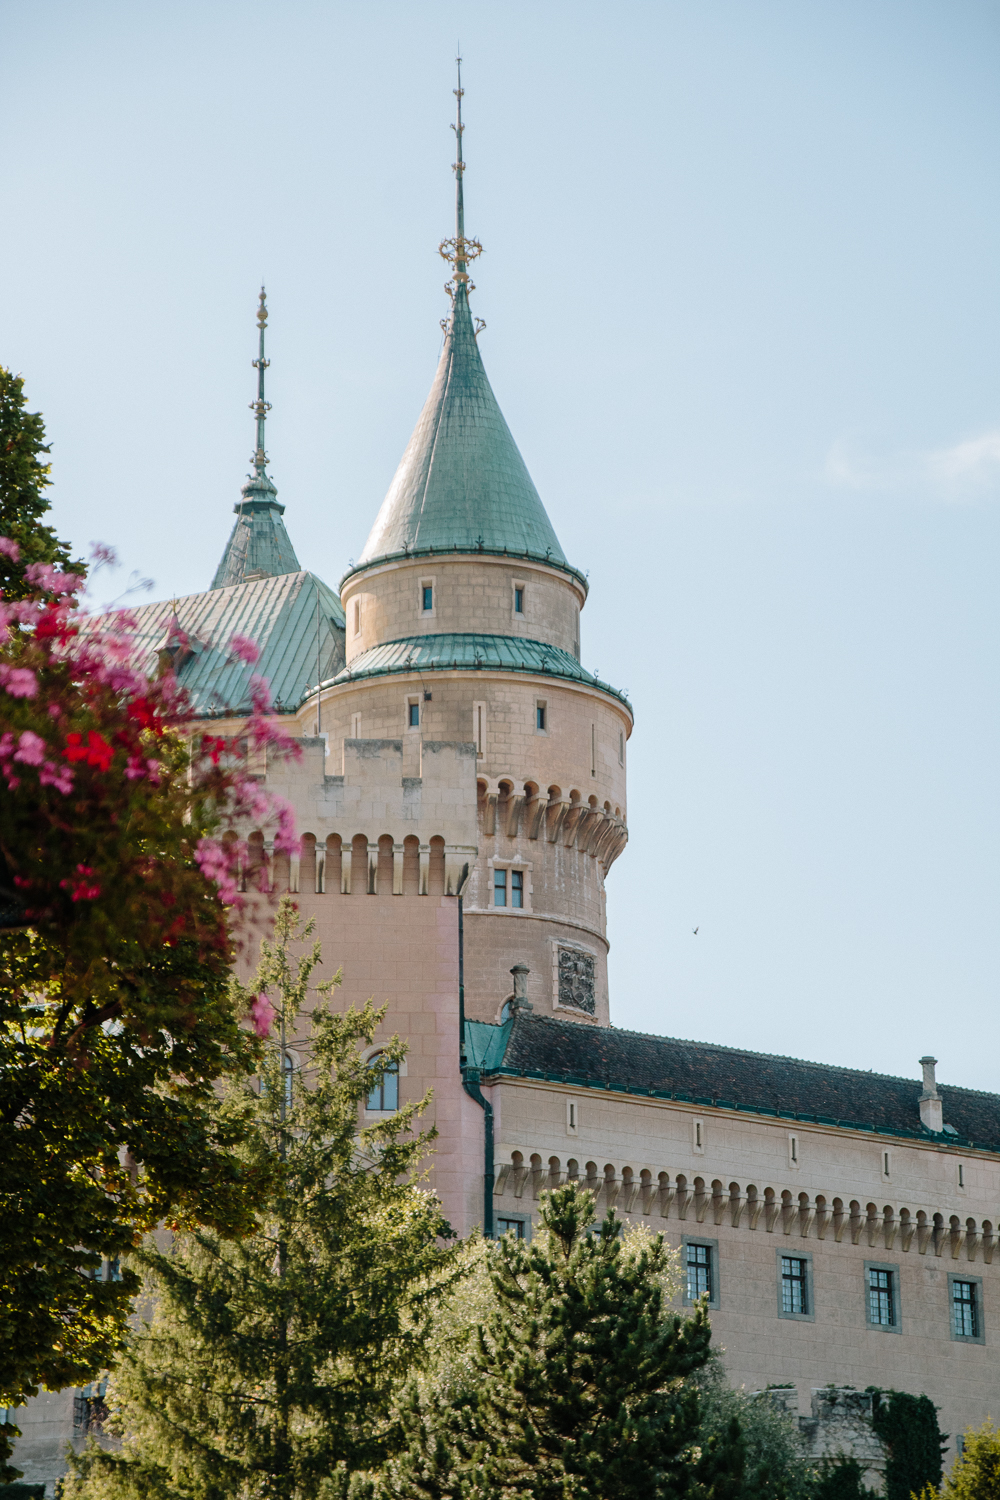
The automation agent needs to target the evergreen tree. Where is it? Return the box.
[0,368,81,599]
[378,1185,743,1500]
[696,1368,817,1500]
[64,900,456,1500]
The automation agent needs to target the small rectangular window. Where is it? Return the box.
[422,585,433,612]
[868,1267,895,1327]
[497,1217,526,1239]
[473,701,486,756]
[781,1256,808,1315]
[408,701,419,727]
[567,1100,578,1134]
[511,870,524,908]
[959,1164,965,1188]
[618,730,624,766]
[693,1117,705,1153]
[353,599,361,636]
[687,1243,712,1301]
[536,704,546,731]
[952,1280,979,1338]
[493,869,507,907]
[514,586,524,613]
[351,713,362,738]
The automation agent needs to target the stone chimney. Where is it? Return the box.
[919,1056,943,1133]
[510,964,532,1012]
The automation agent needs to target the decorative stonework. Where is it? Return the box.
[557,946,595,1015]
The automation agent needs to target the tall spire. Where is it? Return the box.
[439,53,482,318]
[354,61,567,572]
[210,288,301,589]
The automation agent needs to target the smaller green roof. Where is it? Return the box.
[119,571,345,717]
[332,631,632,713]
[211,480,301,590]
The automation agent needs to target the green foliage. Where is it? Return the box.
[375,1183,741,1500]
[921,1420,1000,1500]
[812,1457,877,1500]
[1,558,298,1473]
[0,368,80,599]
[869,1390,945,1500]
[696,1366,817,1500]
[63,900,457,1500]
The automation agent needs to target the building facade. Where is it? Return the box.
[10,79,1000,1493]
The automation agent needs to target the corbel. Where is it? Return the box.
[764,1196,780,1233]
[916,1218,932,1255]
[965,1228,980,1263]
[524,793,547,840]
[493,1164,511,1196]
[505,793,525,838]
[693,1183,710,1223]
[899,1216,915,1253]
[712,1184,727,1226]
[849,1207,864,1246]
[729,1188,745,1228]
[865,1210,881,1249]
[622,1179,640,1214]
[483,792,498,837]
[882,1215,897,1251]
[949,1225,965,1260]
[511,1162,528,1199]
[798,1204,815,1239]
[814,1204,830,1240]
[981,1226,995,1265]
[657,1179,675,1219]
[561,802,588,847]
[545,798,571,843]
[288,852,300,894]
[832,1204,846,1243]
[675,1182,692,1220]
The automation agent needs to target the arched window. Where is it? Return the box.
[366,1052,399,1112]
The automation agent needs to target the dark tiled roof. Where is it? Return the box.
[490,1014,1000,1152]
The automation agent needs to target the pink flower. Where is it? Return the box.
[0,537,21,562]
[39,761,74,794]
[229,633,261,666]
[0,733,14,761]
[14,731,47,766]
[249,993,275,1038]
[60,864,101,902]
[0,665,38,698]
[23,562,85,595]
[89,542,117,567]
[249,674,272,714]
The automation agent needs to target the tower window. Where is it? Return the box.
[422,585,433,612]
[494,869,507,907]
[408,701,420,728]
[536,703,546,732]
[618,730,624,766]
[353,599,361,636]
[511,870,524,908]
[351,713,362,738]
[366,1052,399,1112]
[514,587,524,613]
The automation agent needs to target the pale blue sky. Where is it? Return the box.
[4,1,1000,1088]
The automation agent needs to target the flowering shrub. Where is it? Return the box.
[0,542,301,1463]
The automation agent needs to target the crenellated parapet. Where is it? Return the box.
[252,734,479,898]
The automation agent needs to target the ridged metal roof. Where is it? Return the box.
[357,288,567,570]
[333,631,631,712]
[118,571,345,717]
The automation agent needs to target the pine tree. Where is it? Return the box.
[917,1420,1000,1500]
[379,1184,744,1500]
[0,367,81,599]
[64,899,457,1500]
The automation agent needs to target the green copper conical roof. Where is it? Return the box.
[357,286,566,570]
[212,289,302,590]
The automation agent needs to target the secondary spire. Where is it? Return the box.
[251,286,272,476]
[210,287,301,589]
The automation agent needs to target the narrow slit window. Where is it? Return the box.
[511,870,524,908]
[536,704,546,732]
[351,713,362,738]
[514,586,524,613]
[952,1280,978,1338]
[493,869,507,907]
[959,1164,965,1188]
[591,724,596,777]
[408,702,420,727]
[353,599,361,636]
[781,1256,808,1315]
[422,585,433,612]
[618,730,624,765]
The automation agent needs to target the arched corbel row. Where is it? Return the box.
[492,1153,997,1264]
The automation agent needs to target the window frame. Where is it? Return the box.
[864,1260,902,1334]
[776,1249,814,1323]
[495,1212,531,1241]
[511,579,527,619]
[682,1236,720,1310]
[535,700,547,734]
[490,860,531,914]
[948,1273,985,1345]
[364,1050,400,1113]
[493,868,507,907]
[419,576,436,618]
[406,697,420,730]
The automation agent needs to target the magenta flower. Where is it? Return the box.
[249,993,275,1038]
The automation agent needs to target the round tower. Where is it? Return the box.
[316,72,631,1025]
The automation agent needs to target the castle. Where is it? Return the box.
[11,69,1000,1492]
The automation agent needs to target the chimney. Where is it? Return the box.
[919,1056,943,1133]
[510,964,532,1012]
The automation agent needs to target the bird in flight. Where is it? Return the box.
[692,927,699,935]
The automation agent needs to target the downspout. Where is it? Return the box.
[458,895,494,1237]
